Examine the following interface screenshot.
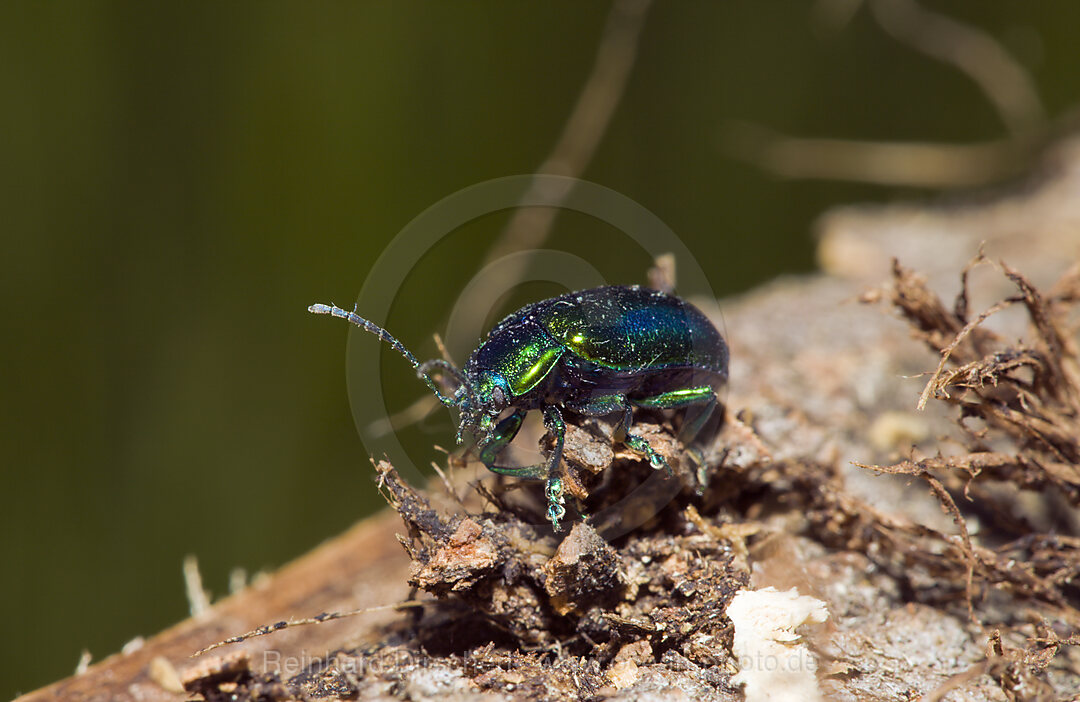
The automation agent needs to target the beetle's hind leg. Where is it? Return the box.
[632,386,718,443]
[632,386,718,487]
[481,406,568,530]
[565,395,671,475]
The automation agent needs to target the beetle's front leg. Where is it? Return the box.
[540,405,566,529]
[477,409,527,467]
[480,406,568,530]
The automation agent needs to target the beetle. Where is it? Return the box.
[310,284,728,530]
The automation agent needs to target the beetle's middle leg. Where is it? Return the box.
[565,395,671,474]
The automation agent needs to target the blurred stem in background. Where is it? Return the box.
[732,0,1071,188]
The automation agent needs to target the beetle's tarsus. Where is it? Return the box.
[545,477,566,531]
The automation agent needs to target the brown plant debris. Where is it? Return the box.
[378,457,749,658]
[851,257,1080,697]
[189,381,1080,700]
[863,258,1080,559]
[182,652,290,702]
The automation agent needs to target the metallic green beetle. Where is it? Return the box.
[310,284,728,530]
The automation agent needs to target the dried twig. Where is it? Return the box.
[853,258,1080,630]
[917,296,1018,410]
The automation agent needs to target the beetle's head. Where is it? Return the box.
[454,369,511,445]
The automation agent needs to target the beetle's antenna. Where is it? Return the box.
[309,303,456,407]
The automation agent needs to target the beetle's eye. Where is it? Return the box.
[491,386,506,408]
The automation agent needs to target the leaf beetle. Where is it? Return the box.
[310,284,728,530]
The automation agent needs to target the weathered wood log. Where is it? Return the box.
[20,137,1080,702]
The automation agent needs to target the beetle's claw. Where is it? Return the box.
[547,503,566,531]
[624,433,671,475]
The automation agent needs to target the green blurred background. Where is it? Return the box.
[3,2,1077,697]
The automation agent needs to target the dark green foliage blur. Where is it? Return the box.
[3,2,1077,697]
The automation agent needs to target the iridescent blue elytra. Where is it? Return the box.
[310,285,728,530]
